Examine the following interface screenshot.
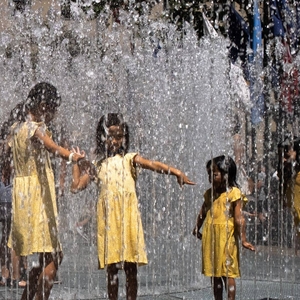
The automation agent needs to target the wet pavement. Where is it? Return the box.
[1,236,300,300]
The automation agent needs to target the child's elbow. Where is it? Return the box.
[70,187,79,194]
[70,181,81,194]
[71,181,88,193]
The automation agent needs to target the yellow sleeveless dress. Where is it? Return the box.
[286,171,300,229]
[293,173,300,229]
[95,153,148,268]
[201,187,247,278]
[7,121,61,256]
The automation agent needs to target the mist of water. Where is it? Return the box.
[1,3,293,299]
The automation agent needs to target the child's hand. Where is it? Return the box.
[258,212,266,223]
[192,227,202,240]
[242,240,255,251]
[177,172,196,187]
[71,146,85,162]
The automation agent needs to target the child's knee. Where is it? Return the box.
[107,263,119,276]
[43,267,56,282]
[124,262,137,277]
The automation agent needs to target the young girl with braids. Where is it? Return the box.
[193,155,255,300]
[71,113,195,300]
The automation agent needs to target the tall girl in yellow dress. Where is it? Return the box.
[71,113,195,300]
[2,82,85,300]
[193,155,254,300]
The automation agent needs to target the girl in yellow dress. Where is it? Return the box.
[277,136,300,255]
[2,82,85,300]
[193,155,254,300]
[71,113,195,300]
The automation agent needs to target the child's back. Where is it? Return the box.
[9,120,59,256]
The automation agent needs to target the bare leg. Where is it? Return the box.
[1,265,9,281]
[223,276,236,300]
[19,256,28,287]
[107,264,119,300]
[213,277,223,300]
[11,249,21,281]
[0,213,11,283]
[124,262,137,300]
[10,252,27,287]
[21,264,43,300]
[21,252,62,300]
[34,261,56,299]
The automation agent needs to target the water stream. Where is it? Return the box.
[0,2,298,299]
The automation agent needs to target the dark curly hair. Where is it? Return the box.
[206,155,238,188]
[0,102,25,184]
[277,135,300,187]
[0,83,60,182]
[24,82,61,115]
[95,113,129,156]
[278,135,300,167]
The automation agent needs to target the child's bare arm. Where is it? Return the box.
[34,128,84,162]
[133,154,195,187]
[71,159,95,193]
[234,199,255,251]
[1,140,12,185]
[192,204,206,239]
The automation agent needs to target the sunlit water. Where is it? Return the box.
[0,4,299,300]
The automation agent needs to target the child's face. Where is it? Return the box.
[279,146,296,163]
[37,102,58,124]
[207,164,224,189]
[106,125,124,154]
[285,148,296,162]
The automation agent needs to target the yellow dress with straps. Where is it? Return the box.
[201,187,247,278]
[95,153,148,268]
[7,121,61,256]
[286,171,300,229]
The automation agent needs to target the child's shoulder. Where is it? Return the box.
[125,152,137,156]
[230,186,241,193]
[124,152,138,161]
[22,120,45,131]
[94,153,138,167]
[228,187,248,203]
[11,121,35,135]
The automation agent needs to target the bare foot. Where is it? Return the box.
[18,280,26,288]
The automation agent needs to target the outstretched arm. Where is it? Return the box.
[133,154,195,187]
[34,127,85,162]
[234,199,255,251]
